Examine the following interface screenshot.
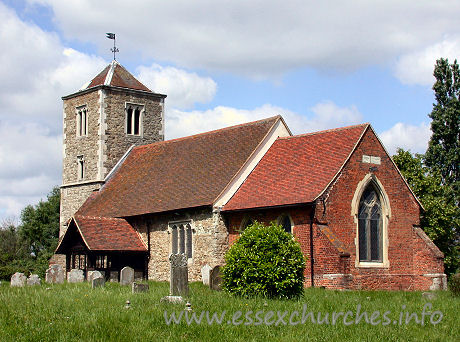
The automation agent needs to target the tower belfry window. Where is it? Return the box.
[76,106,87,137]
[126,104,143,136]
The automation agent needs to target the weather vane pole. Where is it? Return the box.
[106,33,119,60]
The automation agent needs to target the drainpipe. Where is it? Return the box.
[310,201,316,287]
[146,222,151,280]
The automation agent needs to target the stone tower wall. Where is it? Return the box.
[103,88,164,175]
[60,86,165,237]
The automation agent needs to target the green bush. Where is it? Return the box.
[449,273,460,296]
[222,221,306,299]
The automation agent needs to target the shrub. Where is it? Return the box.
[222,221,305,299]
[449,273,460,296]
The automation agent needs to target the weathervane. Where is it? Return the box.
[106,33,119,60]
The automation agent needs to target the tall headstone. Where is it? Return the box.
[10,272,27,287]
[120,266,134,286]
[27,274,41,286]
[67,269,84,283]
[201,264,212,286]
[210,266,222,291]
[45,264,65,284]
[169,253,188,296]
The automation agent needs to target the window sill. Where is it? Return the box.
[356,261,389,268]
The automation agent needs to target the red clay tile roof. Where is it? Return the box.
[72,215,147,251]
[85,61,152,92]
[223,124,369,211]
[78,116,281,218]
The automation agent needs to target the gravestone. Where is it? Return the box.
[160,296,184,304]
[210,266,222,291]
[67,269,84,283]
[134,271,143,281]
[120,266,134,286]
[87,270,103,283]
[92,276,105,289]
[169,253,188,296]
[201,264,212,286]
[10,272,27,287]
[109,271,119,282]
[132,282,149,293]
[45,264,65,284]
[27,274,41,286]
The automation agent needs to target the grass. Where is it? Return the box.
[0,281,458,341]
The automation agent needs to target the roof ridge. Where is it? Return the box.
[278,123,369,140]
[134,115,281,151]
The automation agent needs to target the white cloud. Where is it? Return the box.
[136,64,217,109]
[165,101,362,139]
[0,3,106,221]
[0,121,62,219]
[394,36,460,86]
[379,122,431,155]
[29,0,460,77]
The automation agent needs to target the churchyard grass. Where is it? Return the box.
[0,281,458,341]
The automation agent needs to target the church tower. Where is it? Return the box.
[60,61,166,236]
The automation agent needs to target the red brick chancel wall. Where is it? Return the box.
[225,128,445,291]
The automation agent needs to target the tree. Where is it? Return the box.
[18,186,61,277]
[393,149,459,276]
[0,187,60,280]
[19,186,60,258]
[222,221,305,299]
[425,58,460,205]
[0,219,33,279]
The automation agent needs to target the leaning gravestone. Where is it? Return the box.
[11,272,27,287]
[201,264,212,286]
[132,282,149,293]
[45,264,65,284]
[120,266,134,286]
[87,270,103,283]
[92,276,105,289]
[210,265,222,291]
[169,253,188,296]
[67,269,84,283]
[27,274,41,286]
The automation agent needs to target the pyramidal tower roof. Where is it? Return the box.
[80,60,152,92]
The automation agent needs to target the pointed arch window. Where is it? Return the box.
[358,184,382,262]
[170,221,193,259]
[126,103,143,136]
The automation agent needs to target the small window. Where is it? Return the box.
[77,156,85,180]
[170,222,193,259]
[242,217,254,230]
[126,104,143,136]
[358,185,382,262]
[280,215,292,234]
[76,106,87,137]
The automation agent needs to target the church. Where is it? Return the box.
[54,60,447,290]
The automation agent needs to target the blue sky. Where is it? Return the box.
[0,0,459,222]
